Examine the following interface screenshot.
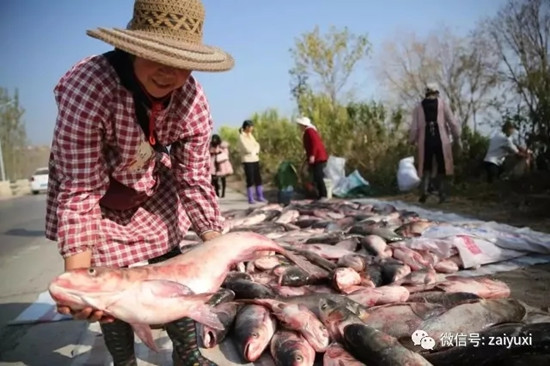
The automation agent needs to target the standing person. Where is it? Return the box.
[409,83,461,204]
[238,120,266,204]
[46,0,234,365]
[295,116,329,199]
[483,121,528,183]
[210,134,233,197]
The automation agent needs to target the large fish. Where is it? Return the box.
[239,298,330,352]
[343,323,434,366]
[435,276,511,299]
[270,330,316,366]
[318,297,366,343]
[418,298,527,347]
[48,232,319,351]
[197,302,239,349]
[407,291,482,308]
[283,293,369,321]
[363,302,448,339]
[323,342,366,365]
[49,268,222,351]
[424,322,550,366]
[233,304,277,362]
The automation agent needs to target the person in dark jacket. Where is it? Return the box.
[409,83,461,204]
[295,116,329,199]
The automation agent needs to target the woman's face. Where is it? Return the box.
[133,57,191,98]
[245,126,254,133]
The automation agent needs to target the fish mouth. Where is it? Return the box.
[244,341,262,362]
[48,282,116,307]
[204,330,216,348]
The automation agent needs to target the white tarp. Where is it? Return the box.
[354,197,550,269]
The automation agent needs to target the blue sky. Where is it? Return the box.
[0,0,507,145]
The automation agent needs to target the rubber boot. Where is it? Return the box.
[419,173,430,203]
[247,187,256,204]
[220,177,226,198]
[255,185,267,202]
[99,320,137,366]
[165,317,217,366]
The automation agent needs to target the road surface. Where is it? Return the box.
[0,190,251,365]
[0,194,89,365]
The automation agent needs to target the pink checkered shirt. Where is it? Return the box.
[45,54,222,268]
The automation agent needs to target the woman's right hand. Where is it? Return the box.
[56,306,115,323]
[57,250,115,323]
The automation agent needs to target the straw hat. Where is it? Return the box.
[295,116,313,127]
[86,0,234,72]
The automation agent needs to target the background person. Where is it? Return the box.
[238,120,267,204]
[409,83,461,204]
[47,0,234,364]
[295,116,329,199]
[209,134,233,197]
[483,121,529,183]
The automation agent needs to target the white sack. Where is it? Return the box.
[397,156,421,192]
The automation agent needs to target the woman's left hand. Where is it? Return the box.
[201,231,221,241]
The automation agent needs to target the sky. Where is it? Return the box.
[0,0,508,145]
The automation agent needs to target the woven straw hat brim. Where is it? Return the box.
[87,27,234,72]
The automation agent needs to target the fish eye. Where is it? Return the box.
[88,268,96,276]
[295,355,303,362]
[251,332,259,338]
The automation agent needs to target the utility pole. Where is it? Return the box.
[0,99,14,181]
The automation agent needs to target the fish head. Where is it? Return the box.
[243,329,268,361]
[275,339,315,366]
[318,298,341,321]
[48,267,127,309]
[243,311,276,361]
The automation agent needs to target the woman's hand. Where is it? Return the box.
[56,306,115,323]
[201,231,222,241]
[56,250,115,323]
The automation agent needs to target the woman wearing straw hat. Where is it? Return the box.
[46,0,233,365]
[295,116,329,199]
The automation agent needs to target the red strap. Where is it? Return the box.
[149,102,163,146]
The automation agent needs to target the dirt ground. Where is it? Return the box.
[227,178,550,310]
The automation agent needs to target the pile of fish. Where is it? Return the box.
[197,200,550,365]
[48,199,550,365]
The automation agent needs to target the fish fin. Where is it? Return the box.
[141,280,194,298]
[283,250,328,279]
[188,303,225,331]
[131,323,159,352]
[409,303,447,320]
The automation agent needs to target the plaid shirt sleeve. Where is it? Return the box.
[171,85,222,235]
[51,59,110,258]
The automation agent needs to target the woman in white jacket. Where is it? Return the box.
[238,120,266,203]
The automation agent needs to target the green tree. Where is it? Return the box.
[483,0,550,156]
[289,26,371,112]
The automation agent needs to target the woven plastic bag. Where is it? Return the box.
[397,156,421,192]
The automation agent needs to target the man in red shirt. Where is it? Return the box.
[295,117,329,199]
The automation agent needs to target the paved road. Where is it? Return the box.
[0,194,88,366]
[0,190,251,365]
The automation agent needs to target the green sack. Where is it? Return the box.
[274,161,299,190]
